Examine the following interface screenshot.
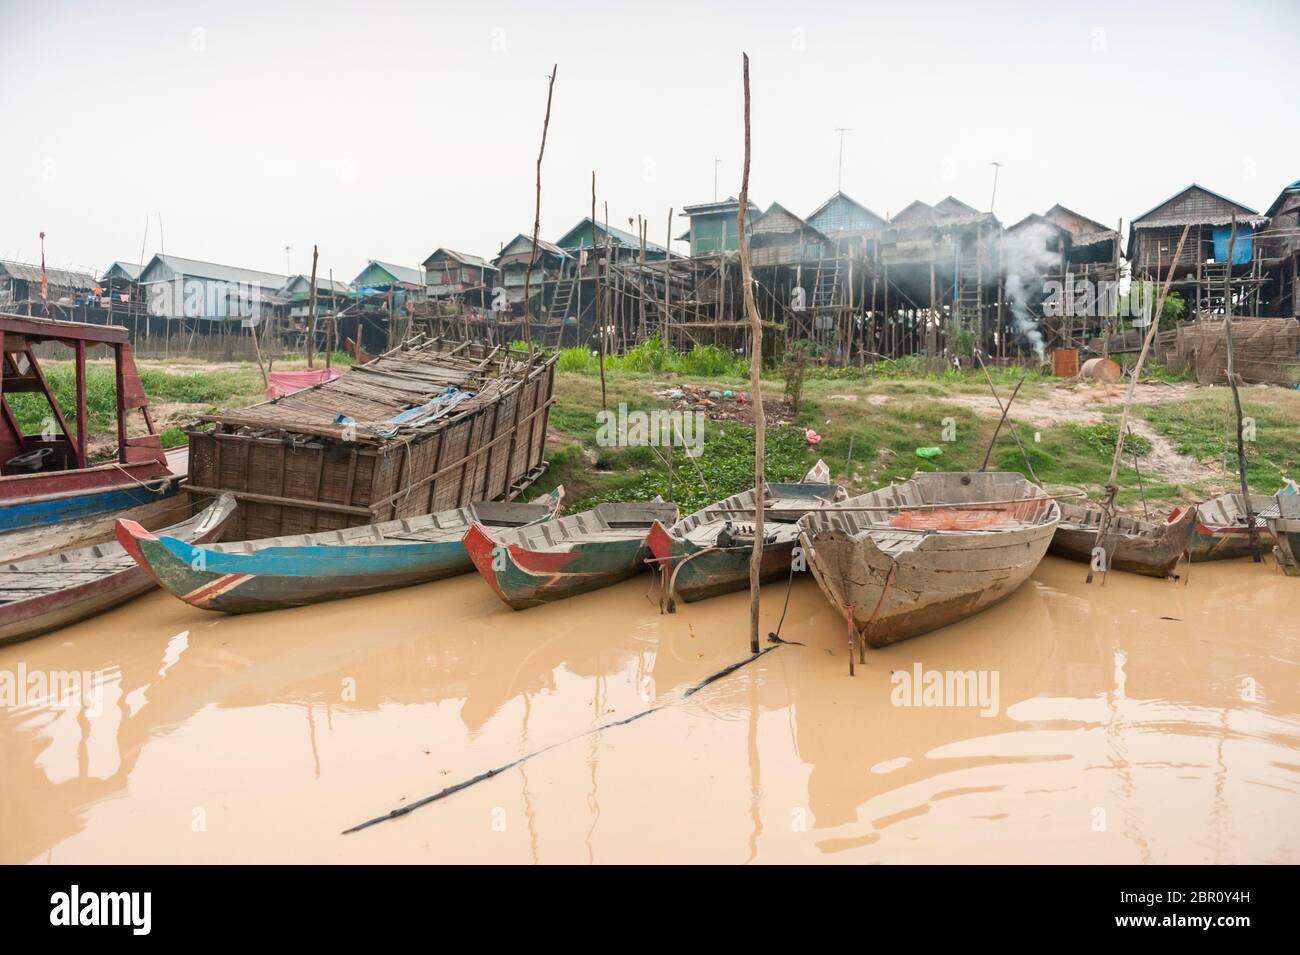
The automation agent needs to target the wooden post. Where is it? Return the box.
[326,268,336,370]
[737,53,764,657]
[1087,225,1189,583]
[601,198,612,409]
[1222,212,1261,561]
[664,208,673,344]
[74,340,87,468]
[307,244,318,369]
[113,342,128,463]
[591,173,607,410]
[522,64,558,366]
[249,303,269,387]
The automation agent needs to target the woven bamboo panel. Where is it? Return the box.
[184,338,557,535]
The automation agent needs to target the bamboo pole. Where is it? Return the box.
[326,268,336,370]
[307,244,318,369]
[591,173,607,411]
[1086,224,1189,583]
[1222,212,1261,561]
[737,52,764,657]
[603,200,613,409]
[976,363,1030,476]
[664,208,673,343]
[521,64,558,366]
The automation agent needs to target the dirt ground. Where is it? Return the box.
[876,381,1224,488]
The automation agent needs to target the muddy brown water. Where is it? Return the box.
[1,556,1297,864]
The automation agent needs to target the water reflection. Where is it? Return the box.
[0,555,1296,864]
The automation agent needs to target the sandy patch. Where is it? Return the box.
[944,381,1218,490]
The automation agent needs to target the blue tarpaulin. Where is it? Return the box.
[1212,227,1253,265]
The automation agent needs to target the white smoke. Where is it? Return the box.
[998,223,1059,361]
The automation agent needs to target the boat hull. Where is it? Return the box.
[0,492,192,564]
[1187,493,1277,561]
[0,496,235,646]
[115,528,474,613]
[1267,493,1300,577]
[1187,524,1275,561]
[1049,504,1196,578]
[646,521,796,602]
[804,521,1055,647]
[463,523,651,610]
[0,475,181,539]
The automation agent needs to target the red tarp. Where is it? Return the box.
[266,368,343,400]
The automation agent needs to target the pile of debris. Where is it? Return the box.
[655,384,797,426]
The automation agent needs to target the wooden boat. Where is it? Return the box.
[184,337,556,540]
[1,314,183,557]
[1265,492,1300,577]
[465,500,679,610]
[646,465,846,607]
[797,472,1059,655]
[114,488,564,614]
[1184,492,1277,561]
[1049,502,1196,578]
[0,495,236,647]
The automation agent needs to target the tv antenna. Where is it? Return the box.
[834,128,852,191]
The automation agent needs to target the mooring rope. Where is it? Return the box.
[341,644,783,835]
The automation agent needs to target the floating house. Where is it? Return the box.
[0,261,97,312]
[279,274,350,319]
[553,218,668,266]
[1259,179,1300,317]
[678,197,760,256]
[351,260,425,293]
[491,234,570,308]
[422,249,498,298]
[137,254,287,322]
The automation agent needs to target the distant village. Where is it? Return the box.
[3,178,1298,383]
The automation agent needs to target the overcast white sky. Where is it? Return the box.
[1,0,1296,282]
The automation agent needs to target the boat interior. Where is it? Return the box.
[201,499,556,555]
[490,502,680,552]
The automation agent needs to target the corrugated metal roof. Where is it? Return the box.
[355,260,425,286]
[281,274,351,295]
[422,248,493,269]
[493,234,570,264]
[554,218,667,254]
[681,197,760,216]
[806,190,886,231]
[101,261,144,281]
[140,253,288,289]
[0,259,98,288]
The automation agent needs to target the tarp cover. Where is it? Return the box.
[267,368,344,400]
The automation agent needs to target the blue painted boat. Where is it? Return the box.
[0,478,183,535]
[116,487,564,614]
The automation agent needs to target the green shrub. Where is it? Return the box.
[557,346,598,373]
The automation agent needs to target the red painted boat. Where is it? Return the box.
[0,314,182,558]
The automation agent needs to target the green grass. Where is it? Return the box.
[555,337,750,382]
[543,421,811,514]
[535,363,1300,513]
[5,359,266,445]
[1138,390,1300,493]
